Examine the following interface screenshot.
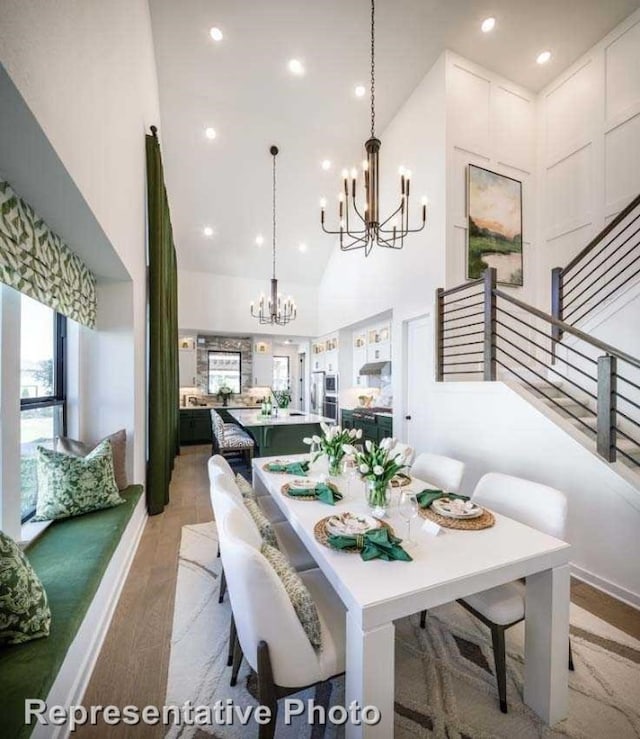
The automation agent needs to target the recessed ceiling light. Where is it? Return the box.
[299,242,308,253]
[205,127,217,140]
[354,84,366,97]
[255,234,264,246]
[288,59,305,76]
[209,27,223,42]
[203,226,214,237]
[321,159,332,170]
[536,50,552,65]
[481,17,496,33]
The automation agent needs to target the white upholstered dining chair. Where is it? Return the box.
[208,454,285,523]
[210,467,317,674]
[420,472,573,713]
[410,451,466,492]
[219,505,346,738]
[392,442,415,466]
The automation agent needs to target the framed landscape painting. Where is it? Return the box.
[467,164,523,286]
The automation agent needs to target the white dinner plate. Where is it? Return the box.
[432,497,484,519]
[325,512,382,537]
[289,478,316,490]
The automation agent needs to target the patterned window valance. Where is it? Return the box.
[0,179,96,328]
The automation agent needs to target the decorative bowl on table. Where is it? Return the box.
[390,472,412,488]
[288,478,316,491]
[325,511,382,537]
[431,497,484,519]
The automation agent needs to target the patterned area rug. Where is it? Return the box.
[166,522,640,738]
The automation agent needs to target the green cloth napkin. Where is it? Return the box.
[288,483,343,505]
[416,489,469,509]
[267,460,310,476]
[327,527,412,562]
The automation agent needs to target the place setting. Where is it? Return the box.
[313,511,413,561]
[412,488,495,530]
[281,477,343,505]
[262,458,311,476]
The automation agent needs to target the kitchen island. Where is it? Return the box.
[179,405,262,446]
[227,409,334,457]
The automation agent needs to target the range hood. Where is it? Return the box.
[359,361,391,376]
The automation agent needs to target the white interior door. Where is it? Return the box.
[405,314,432,454]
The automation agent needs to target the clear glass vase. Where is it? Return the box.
[328,455,342,477]
[366,479,391,518]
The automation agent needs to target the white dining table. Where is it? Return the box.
[253,454,572,739]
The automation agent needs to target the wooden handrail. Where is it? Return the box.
[561,192,640,276]
[493,288,640,370]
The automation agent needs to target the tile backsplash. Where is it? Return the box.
[195,335,253,396]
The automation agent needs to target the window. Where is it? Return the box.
[273,356,290,391]
[20,294,66,521]
[208,351,241,394]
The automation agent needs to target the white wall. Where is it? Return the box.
[445,52,537,301]
[178,269,319,337]
[422,377,640,606]
[0,0,161,483]
[536,9,640,317]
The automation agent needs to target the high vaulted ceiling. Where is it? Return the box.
[149,0,640,285]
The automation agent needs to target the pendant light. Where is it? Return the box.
[250,146,297,325]
[320,0,428,256]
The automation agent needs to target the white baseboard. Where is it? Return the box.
[571,563,640,611]
[28,495,148,739]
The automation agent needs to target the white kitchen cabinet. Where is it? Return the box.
[179,348,197,387]
[311,341,326,372]
[352,331,368,387]
[367,322,391,362]
[252,352,273,386]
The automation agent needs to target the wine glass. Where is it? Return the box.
[341,454,359,496]
[309,439,320,471]
[397,491,419,547]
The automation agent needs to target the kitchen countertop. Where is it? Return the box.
[179,403,262,410]
[228,409,335,427]
[342,408,394,417]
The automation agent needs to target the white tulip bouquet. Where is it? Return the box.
[303,423,363,476]
[342,437,408,513]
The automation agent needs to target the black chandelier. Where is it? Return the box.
[250,146,297,325]
[320,0,428,256]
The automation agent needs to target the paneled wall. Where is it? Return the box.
[537,10,640,313]
[445,52,537,303]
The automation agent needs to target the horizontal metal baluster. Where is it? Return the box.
[562,221,640,298]
[495,359,596,434]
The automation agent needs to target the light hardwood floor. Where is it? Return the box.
[78,447,640,736]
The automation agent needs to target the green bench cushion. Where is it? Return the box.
[0,484,143,739]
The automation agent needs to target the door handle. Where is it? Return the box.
[405,415,412,420]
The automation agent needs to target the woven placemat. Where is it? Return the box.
[390,473,412,488]
[281,481,339,502]
[418,506,495,530]
[313,516,394,552]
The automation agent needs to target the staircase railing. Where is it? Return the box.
[551,192,640,343]
[436,268,640,468]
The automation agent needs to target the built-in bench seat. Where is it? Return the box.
[0,485,144,739]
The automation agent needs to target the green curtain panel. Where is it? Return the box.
[146,128,179,515]
[0,179,96,328]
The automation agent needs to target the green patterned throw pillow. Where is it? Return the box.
[244,498,277,547]
[235,473,256,499]
[261,543,322,650]
[34,440,124,521]
[0,531,51,645]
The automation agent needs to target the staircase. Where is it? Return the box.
[435,194,640,483]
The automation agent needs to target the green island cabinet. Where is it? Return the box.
[340,410,393,444]
[179,408,213,445]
